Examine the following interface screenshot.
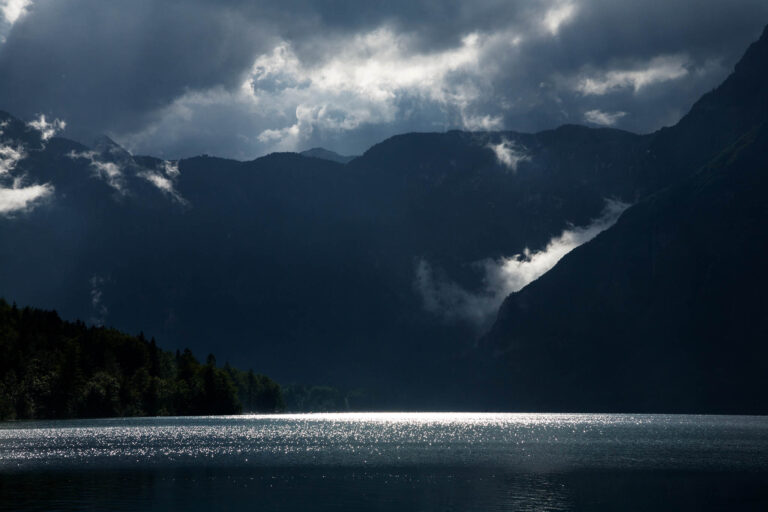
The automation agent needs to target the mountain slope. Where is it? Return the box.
[635,24,768,195]
[300,147,356,164]
[481,31,768,412]
[4,26,766,409]
[0,113,651,406]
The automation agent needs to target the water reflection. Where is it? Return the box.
[4,467,768,511]
[1,413,767,511]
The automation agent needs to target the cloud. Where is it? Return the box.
[239,29,490,151]
[1,1,767,157]
[68,146,189,203]
[67,150,126,194]
[88,159,124,193]
[137,160,187,204]
[0,0,31,41]
[0,141,25,174]
[584,109,627,126]
[488,138,531,171]
[543,1,577,36]
[26,113,66,141]
[461,114,504,131]
[0,0,31,25]
[0,182,52,214]
[576,55,689,96]
[416,199,629,325]
[163,160,180,178]
[0,132,55,215]
[121,27,501,156]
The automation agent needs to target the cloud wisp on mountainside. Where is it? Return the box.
[137,161,187,205]
[0,110,188,211]
[487,138,530,171]
[67,150,127,195]
[0,115,57,215]
[415,199,629,326]
[0,181,52,215]
[68,143,187,203]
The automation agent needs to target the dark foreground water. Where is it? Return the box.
[1,413,767,511]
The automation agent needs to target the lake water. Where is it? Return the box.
[1,413,767,511]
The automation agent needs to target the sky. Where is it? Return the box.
[1,0,767,160]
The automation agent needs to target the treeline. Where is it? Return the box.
[0,299,283,420]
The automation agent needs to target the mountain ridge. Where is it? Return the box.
[0,109,652,406]
[479,26,768,413]
[2,25,768,410]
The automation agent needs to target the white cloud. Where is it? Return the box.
[126,27,505,156]
[163,160,180,178]
[27,114,66,141]
[0,138,54,215]
[0,143,25,175]
[584,109,627,126]
[0,0,31,25]
[89,160,124,192]
[0,182,53,215]
[307,30,482,102]
[576,55,689,95]
[462,114,504,131]
[488,139,530,171]
[416,199,629,325]
[68,146,187,202]
[4,0,765,159]
[543,2,577,35]
[137,160,187,204]
[243,29,488,150]
[67,150,126,193]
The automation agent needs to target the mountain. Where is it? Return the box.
[0,112,653,407]
[3,26,766,410]
[300,147,357,164]
[480,25,768,413]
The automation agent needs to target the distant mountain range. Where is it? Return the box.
[1,26,766,412]
[0,114,655,407]
[299,147,357,164]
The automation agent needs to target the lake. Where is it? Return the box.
[1,413,767,511]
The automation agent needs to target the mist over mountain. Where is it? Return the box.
[1,24,767,411]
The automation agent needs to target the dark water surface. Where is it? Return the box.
[1,413,767,510]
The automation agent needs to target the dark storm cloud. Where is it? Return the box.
[476,0,768,133]
[0,0,270,137]
[1,0,767,158]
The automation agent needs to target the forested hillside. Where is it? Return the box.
[0,299,282,419]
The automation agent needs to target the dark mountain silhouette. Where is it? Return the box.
[300,147,357,164]
[2,25,767,411]
[0,112,652,407]
[480,25,768,413]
